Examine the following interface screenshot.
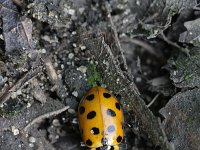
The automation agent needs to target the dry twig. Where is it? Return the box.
[0,66,43,106]
[103,1,128,71]
[23,106,69,133]
[121,37,161,58]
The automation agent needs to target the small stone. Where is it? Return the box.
[68,9,75,15]
[16,89,22,95]
[11,92,17,99]
[77,66,87,73]
[68,53,74,59]
[58,74,62,79]
[72,43,77,47]
[72,118,78,124]
[67,62,71,65]
[29,136,36,143]
[78,8,85,14]
[29,143,34,148]
[61,64,64,69]
[72,91,78,97]
[80,45,86,50]
[27,102,32,108]
[135,77,142,82]
[68,108,75,114]
[52,119,61,127]
[72,31,76,35]
[11,126,19,135]
[40,48,46,54]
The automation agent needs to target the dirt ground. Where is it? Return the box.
[1,0,200,150]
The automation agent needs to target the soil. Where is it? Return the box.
[0,0,200,150]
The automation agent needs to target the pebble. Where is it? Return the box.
[52,119,61,127]
[72,91,78,97]
[16,89,22,95]
[61,64,64,69]
[68,53,74,59]
[72,31,76,35]
[78,8,85,14]
[68,9,75,15]
[80,45,86,50]
[11,92,17,99]
[29,143,34,148]
[72,43,77,47]
[135,77,142,82]
[68,108,75,114]
[11,126,19,135]
[77,66,87,73]
[29,136,36,143]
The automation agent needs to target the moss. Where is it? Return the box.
[87,64,102,87]
[184,73,194,80]
[0,108,18,117]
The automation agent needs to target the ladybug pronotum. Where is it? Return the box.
[78,86,124,150]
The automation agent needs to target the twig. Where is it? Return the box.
[121,37,161,58]
[147,93,160,108]
[158,118,174,150]
[23,106,69,133]
[0,66,43,106]
[161,31,190,55]
[104,1,128,71]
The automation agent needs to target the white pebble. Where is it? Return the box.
[72,91,78,97]
[77,66,87,73]
[68,53,74,59]
[68,9,75,15]
[29,136,36,143]
[72,31,76,35]
[16,89,22,95]
[68,108,75,114]
[73,43,77,47]
[29,143,34,147]
[52,119,61,127]
[78,8,85,14]
[61,64,64,69]
[11,126,19,135]
[136,77,142,82]
[80,45,86,50]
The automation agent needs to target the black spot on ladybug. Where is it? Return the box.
[91,127,99,135]
[115,102,121,110]
[87,111,96,119]
[110,146,114,150]
[79,106,85,114]
[86,94,94,101]
[107,125,115,133]
[117,136,122,143]
[103,93,111,98]
[106,109,116,117]
[86,139,92,146]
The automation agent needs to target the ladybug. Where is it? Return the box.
[78,86,124,150]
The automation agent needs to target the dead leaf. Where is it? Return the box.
[0,0,34,53]
[160,89,200,150]
[168,48,200,88]
[179,18,200,43]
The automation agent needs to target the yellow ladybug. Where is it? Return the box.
[78,86,124,150]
